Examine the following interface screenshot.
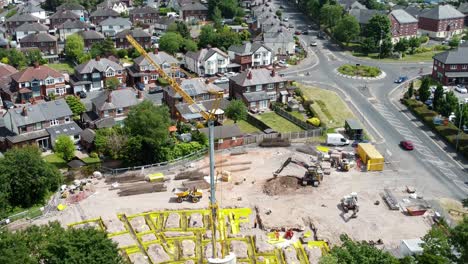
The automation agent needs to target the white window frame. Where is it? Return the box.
[106,70,115,77]
[255,84,262,91]
[279,82,284,89]
[450,65,457,70]
[45,78,54,85]
[462,65,468,70]
[250,102,256,108]
[64,117,70,123]
[50,119,59,126]
[151,74,158,80]
[260,100,268,109]
[103,110,109,117]
[116,108,124,115]
[267,83,274,90]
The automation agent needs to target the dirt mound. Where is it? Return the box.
[263,176,300,196]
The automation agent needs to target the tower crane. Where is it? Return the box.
[126,35,224,259]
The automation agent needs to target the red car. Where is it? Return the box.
[400,140,414,150]
[294,31,301,35]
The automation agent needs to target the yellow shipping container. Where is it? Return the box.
[357,143,384,171]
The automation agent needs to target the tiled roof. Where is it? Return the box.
[5,99,72,126]
[228,42,271,55]
[99,17,131,26]
[15,22,48,32]
[390,9,418,24]
[459,3,468,14]
[47,122,82,144]
[11,64,62,83]
[20,32,57,43]
[199,124,242,139]
[129,6,158,14]
[50,10,80,20]
[115,28,151,38]
[6,13,39,22]
[80,128,96,143]
[57,2,86,11]
[134,51,178,67]
[75,57,124,74]
[420,4,464,20]
[349,9,386,24]
[91,88,139,111]
[176,98,229,120]
[90,8,120,17]
[165,78,223,98]
[180,2,208,11]
[59,19,88,29]
[77,29,105,40]
[229,68,285,87]
[433,47,468,64]
[0,63,17,76]
[185,47,228,62]
[18,3,44,14]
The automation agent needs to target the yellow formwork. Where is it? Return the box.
[307,241,330,254]
[67,217,105,231]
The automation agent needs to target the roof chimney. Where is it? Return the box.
[33,62,39,68]
[247,70,252,80]
[271,69,275,77]
[205,78,210,84]
[96,55,100,61]
[154,48,158,54]
[22,107,28,116]
[106,92,112,103]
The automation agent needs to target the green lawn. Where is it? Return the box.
[44,153,67,169]
[338,64,381,77]
[298,84,355,129]
[290,111,306,120]
[224,119,260,134]
[81,156,101,164]
[47,63,75,74]
[255,112,304,133]
[350,50,438,62]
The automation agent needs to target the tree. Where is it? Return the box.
[450,217,468,264]
[361,0,386,10]
[0,48,28,68]
[380,39,393,58]
[275,10,282,19]
[212,6,223,29]
[25,49,47,65]
[183,39,198,52]
[94,127,128,159]
[159,32,184,54]
[167,21,190,38]
[0,221,126,264]
[408,37,421,54]
[394,38,409,53]
[105,77,120,90]
[365,15,392,52]
[449,36,461,48]
[209,0,243,19]
[333,15,360,45]
[417,225,453,264]
[433,85,444,112]
[408,81,414,98]
[0,147,61,209]
[65,95,86,120]
[90,37,116,57]
[239,29,251,41]
[320,4,343,29]
[361,37,377,55]
[5,9,17,18]
[125,101,171,144]
[419,78,431,103]
[54,135,75,161]
[440,91,458,117]
[65,34,86,63]
[215,26,241,50]
[199,25,217,48]
[225,100,247,123]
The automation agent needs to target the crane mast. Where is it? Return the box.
[126,35,222,259]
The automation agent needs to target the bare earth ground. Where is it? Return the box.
[34,147,433,252]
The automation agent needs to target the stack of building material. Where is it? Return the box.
[321,162,331,175]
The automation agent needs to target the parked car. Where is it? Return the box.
[76,91,87,98]
[302,30,308,35]
[214,77,229,84]
[149,86,163,94]
[288,24,294,28]
[294,31,301,35]
[283,17,289,22]
[394,76,408,83]
[225,72,238,77]
[3,100,14,109]
[455,85,467,94]
[310,41,317,46]
[326,133,349,146]
[136,83,145,91]
[400,140,414,150]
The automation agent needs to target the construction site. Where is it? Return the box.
[30,144,449,263]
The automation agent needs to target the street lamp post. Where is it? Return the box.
[379,30,384,60]
[455,102,466,151]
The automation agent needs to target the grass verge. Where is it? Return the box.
[224,119,261,134]
[81,156,101,164]
[44,153,67,169]
[255,112,304,133]
[47,63,75,74]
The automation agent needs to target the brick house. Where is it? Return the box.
[97,0,129,14]
[90,8,120,25]
[418,4,465,39]
[5,13,40,33]
[185,48,230,76]
[129,6,159,25]
[77,30,105,50]
[70,56,126,93]
[432,47,468,86]
[163,78,223,118]
[179,1,208,22]
[228,42,272,71]
[115,28,151,49]
[229,68,292,111]
[19,33,58,56]
[199,124,243,149]
[99,17,132,37]
[10,63,66,102]
[0,64,18,105]
[58,19,89,41]
[458,3,468,26]
[17,3,47,20]
[15,22,48,42]
[56,2,87,20]
[90,88,142,124]
[2,99,82,149]
[49,10,81,29]
[389,9,418,44]
[127,50,179,87]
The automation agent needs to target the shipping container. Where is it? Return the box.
[357,143,384,171]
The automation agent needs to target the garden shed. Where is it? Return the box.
[345,119,364,140]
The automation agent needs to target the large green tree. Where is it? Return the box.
[417,224,453,263]
[334,14,360,45]
[54,135,75,161]
[125,101,171,144]
[225,100,247,123]
[451,217,468,263]
[439,91,459,117]
[90,37,116,58]
[418,78,431,103]
[94,127,128,159]
[320,4,343,29]
[433,85,444,112]
[0,147,61,210]
[159,32,184,54]
[105,77,120,90]
[199,25,218,48]
[209,0,243,19]
[65,95,86,120]
[365,14,392,53]
[65,34,89,63]
[0,48,28,68]
[167,21,190,38]
[0,221,126,264]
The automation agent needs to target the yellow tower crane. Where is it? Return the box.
[126,35,223,259]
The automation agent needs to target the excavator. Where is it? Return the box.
[273,157,324,187]
[341,192,359,218]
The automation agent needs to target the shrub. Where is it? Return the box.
[307,117,321,127]
[89,152,98,158]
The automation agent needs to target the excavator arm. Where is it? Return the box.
[273,157,310,177]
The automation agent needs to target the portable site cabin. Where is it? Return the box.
[357,143,384,171]
[345,119,363,140]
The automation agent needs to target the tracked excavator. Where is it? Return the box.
[341,192,359,218]
[273,157,324,187]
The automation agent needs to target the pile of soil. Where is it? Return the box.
[263,176,300,196]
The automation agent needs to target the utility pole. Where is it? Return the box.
[456,103,465,151]
[379,30,383,60]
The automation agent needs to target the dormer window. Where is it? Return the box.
[45,78,54,85]
[106,70,115,77]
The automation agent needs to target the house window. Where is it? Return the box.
[19,126,27,133]
[118,77,123,83]
[250,102,256,108]
[202,93,210,100]
[255,84,262,91]
[106,70,115,77]
[103,110,109,117]
[217,59,224,65]
[64,117,70,123]
[267,83,274,90]
[254,54,261,59]
[55,87,65,95]
[279,82,284,89]
[260,100,268,109]
[116,108,124,115]
[35,122,42,130]
[151,74,158,80]
[45,78,54,85]
[463,65,468,70]
[450,65,457,70]
[73,135,80,140]
[50,119,59,126]
[117,70,122,75]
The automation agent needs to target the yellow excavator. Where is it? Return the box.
[273,157,324,187]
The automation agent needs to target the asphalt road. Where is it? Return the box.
[273,0,468,199]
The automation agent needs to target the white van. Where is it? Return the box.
[326,133,350,146]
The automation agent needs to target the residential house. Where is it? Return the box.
[163,78,224,117]
[6,13,40,33]
[2,99,82,149]
[129,6,159,25]
[20,33,58,56]
[56,2,87,20]
[77,29,105,50]
[153,16,177,32]
[389,9,418,43]
[199,124,243,149]
[49,10,81,29]
[127,50,179,87]
[10,63,65,103]
[90,8,120,25]
[258,28,295,56]
[115,28,151,49]
[90,88,142,124]
[175,98,229,123]
[228,42,272,71]
[432,47,468,85]
[418,4,465,39]
[0,63,18,105]
[17,3,46,20]
[97,0,129,14]
[70,56,126,93]
[185,48,230,76]
[403,6,426,19]
[58,19,88,41]
[99,17,132,37]
[179,1,208,22]
[458,3,468,26]
[338,0,367,12]
[15,22,48,42]
[169,0,192,12]
[229,68,291,111]
[349,8,386,28]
